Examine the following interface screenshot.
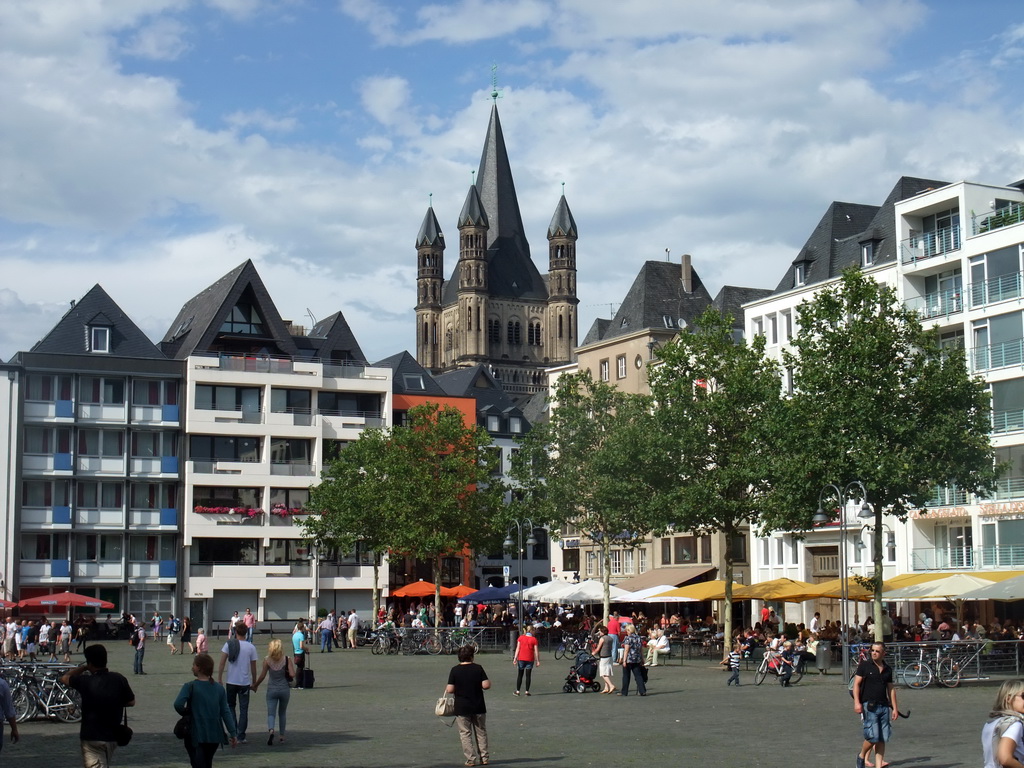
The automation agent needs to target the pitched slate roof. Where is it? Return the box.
[771,177,949,294]
[31,285,165,358]
[580,318,611,347]
[548,195,577,238]
[434,363,528,426]
[416,206,445,248]
[374,350,448,396]
[712,286,774,328]
[593,261,714,343]
[441,104,548,306]
[307,311,367,364]
[160,260,299,359]
[458,184,488,228]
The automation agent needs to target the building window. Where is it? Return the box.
[794,263,806,286]
[616,355,626,379]
[563,548,580,573]
[586,551,596,577]
[80,377,125,405]
[638,548,647,573]
[781,311,792,342]
[488,318,501,344]
[752,317,763,337]
[768,315,778,345]
[25,374,72,402]
[220,302,265,335]
[699,535,712,563]
[89,326,110,353]
[509,417,522,434]
[623,549,634,574]
[731,533,747,563]
[861,242,875,267]
[132,380,178,406]
[674,536,694,563]
[661,538,671,565]
[507,321,522,345]
[599,359,610,381]
[610,549,622,575]
[528,322,542,346]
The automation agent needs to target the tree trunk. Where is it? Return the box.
[872,507,884,642]
[723,528,734,656]
[371,553,381,626]
[433,557,443,632]
[602,540,612,623]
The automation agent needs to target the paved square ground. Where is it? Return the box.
[4,638,1002,767]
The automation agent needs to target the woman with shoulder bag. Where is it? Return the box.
[173,653,237,768]
[252,638,295,746]
[983,678,1024,768]
[446,645,491,767]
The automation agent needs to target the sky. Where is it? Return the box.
[3,0,1024,363]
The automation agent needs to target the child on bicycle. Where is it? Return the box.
[778,641,797,687]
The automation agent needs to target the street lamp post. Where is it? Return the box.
[503,519,537,635]
[813,481,873,681]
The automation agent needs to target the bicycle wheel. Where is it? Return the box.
[387,638,401,655]
[935,657,961,688]
[52,688,82,723]
[424,634,442,655]
[900,661,933,689]
[553,644,565,661]
[371,636,385,655]
[753,662,767,686]
[790,662,805,685]
[12,687,35,723]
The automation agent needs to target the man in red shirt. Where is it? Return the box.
[606,612,622,664]
[512,625,540,696]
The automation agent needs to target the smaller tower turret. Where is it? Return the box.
[455,185,490,362]
[546,194,579,361]
[415,205,445,370]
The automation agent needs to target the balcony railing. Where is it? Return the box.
[971,339,1024,372]
[991,477,1024,501]
[912,545,1024,571]
[195,404,263,423]
[270,461,316,476]
[900,225,961,264]
[993,409,1024,434]
[970,272,1023,309]
[905,289,963,320]
[973,201,1024,235]
[926,485,969,507]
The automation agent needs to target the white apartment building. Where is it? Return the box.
[746,175,1024,627]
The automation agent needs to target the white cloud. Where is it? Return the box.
[225,109,298,133]
[359,75,412,128]
[122,17,190,60]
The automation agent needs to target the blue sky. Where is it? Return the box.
[2,0,1024,362]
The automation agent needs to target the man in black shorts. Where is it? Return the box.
[62,644,135,768]
[852,642,898,768]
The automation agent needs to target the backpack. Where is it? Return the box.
[130,629,140,647]
[170,618,181,633]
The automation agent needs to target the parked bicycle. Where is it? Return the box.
[553,631,591,661]
[753,649,805,686]
[0,663,81,723]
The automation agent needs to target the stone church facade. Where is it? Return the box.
[415,104,578,401]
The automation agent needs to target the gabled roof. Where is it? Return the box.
[712,286,774,328]
[771,177,949,294]
[442,104,548,306]
[434,363,527,425]
[547,194,577,238]
[31,285,165,358]
[307,311,366,364]
[591,261,714,344]
[374,350,448,396]
[580,318,611,347]
[416,206,445,248]
[160,260,299,359]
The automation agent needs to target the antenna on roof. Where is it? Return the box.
[306,309,317,327]
[490,63,503,103]
[665,248,671,262]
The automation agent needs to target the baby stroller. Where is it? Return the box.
[562,651,602,693]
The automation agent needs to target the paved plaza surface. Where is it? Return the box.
[6,638,1003,768]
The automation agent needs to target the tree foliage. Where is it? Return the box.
[510,371,669,620]
[647,308,783,645]
[303,402,506,620]
[764,269,999,638]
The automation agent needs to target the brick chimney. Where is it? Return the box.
[681,253,693,294]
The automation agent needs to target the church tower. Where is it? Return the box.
[413,102,580,401]
[456,184,489,361]
[546,194,578,362]
[415,205,444,370]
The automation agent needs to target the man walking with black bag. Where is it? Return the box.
[62,645,135,768]
[218,623,258,745]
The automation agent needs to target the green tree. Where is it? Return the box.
[511,372,669,621]
[647,308,783,647]
[301,427,399,617]
[303,403,506,623]
[765,269,998,640]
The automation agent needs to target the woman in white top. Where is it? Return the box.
[983,678,1024,768]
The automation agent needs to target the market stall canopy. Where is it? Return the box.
[799,578,874,601]
[539,579,630,604]
[881,574,997,601]
[735,578,819,603]
[612,565,716,592]
[458,584,521,603]
[956,574,1024,601]
[611,584,684,603]
[446,585,477,599]
[514,581,573,601]
[18,591,115,609]
[652,580,747,602]
[392,581,445,598]
[0,600,15,609]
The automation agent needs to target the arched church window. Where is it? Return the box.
[507,321,521,345]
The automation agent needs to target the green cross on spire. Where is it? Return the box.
[490,63,503,103]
